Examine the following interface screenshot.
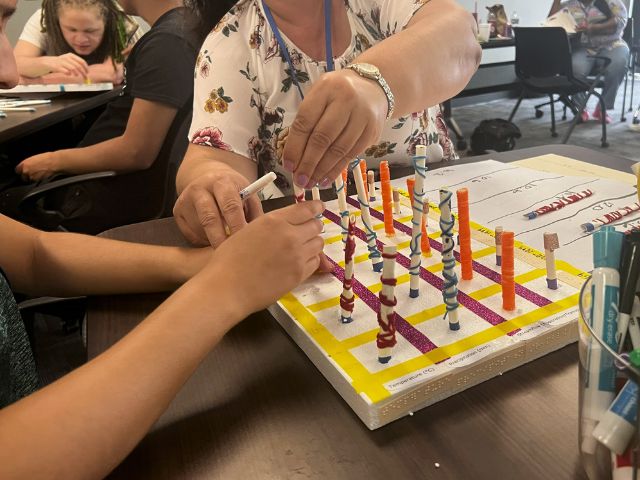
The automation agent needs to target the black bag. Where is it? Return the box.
[470,119,522,154]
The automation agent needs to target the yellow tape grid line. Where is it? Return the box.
[281,290,579,403]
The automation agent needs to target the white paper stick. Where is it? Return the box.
[440,188,460,330]
[351,158,383,272]
[334,173,349,243]
[409,145,427,297]
[377,245,398,363]
[239,172,277,199]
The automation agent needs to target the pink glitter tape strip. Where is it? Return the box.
[327,256,438,355]
[347,197,552,308]
[324,209,508,329]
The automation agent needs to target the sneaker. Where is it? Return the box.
[592,107,612,124]
[577,110,590,123]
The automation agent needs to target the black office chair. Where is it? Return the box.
[508,27,610,147]
[621,18,639,121]
[0,109,192,234]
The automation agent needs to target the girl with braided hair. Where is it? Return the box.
[14,0,140,84]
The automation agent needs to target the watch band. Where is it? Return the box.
[347,63,395,120]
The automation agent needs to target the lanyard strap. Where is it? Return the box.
[262,0,334,100]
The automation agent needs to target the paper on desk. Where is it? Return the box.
[0,82,113,94]
[514,154,637,185]
[543,9,577,34]
[390,159,639,271]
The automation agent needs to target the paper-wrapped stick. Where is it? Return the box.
[312,186,324,233]
[408,146,427,298]
[495,226,504,266]
[501,231,516,311]
[367,170,376,202]
[456,188,473,280]
[334,169,349,243]
[380,161,395,236]
[351,158,383,272]
[359,158,368,200]
[543,232,559,290]
[439,188,460,330]
[421,197,431,256]
[377,245,398,363]
[340,215,357,323]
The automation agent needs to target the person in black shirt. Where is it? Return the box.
[11,0,198,233]
[0,4,325,476]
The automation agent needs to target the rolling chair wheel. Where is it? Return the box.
[601,141,609,148]
[621,115,627,122]
[551,132,558,138]
[456,140,467,151]
[535,110,544,118]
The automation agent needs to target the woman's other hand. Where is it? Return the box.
[174,161,263,248]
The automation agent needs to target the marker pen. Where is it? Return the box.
[582,226,624,455]
[617,232,640,351]
[592,379,637,454]
[611,450,636,480]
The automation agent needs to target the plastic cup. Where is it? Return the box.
[477,24,491,43]
[579,276,640,479]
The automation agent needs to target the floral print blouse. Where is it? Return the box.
[559,0,628,51]
[189,0,457,197]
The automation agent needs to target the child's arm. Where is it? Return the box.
[0,214,212,298]
[0,201,324,480]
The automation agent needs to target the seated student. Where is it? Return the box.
[14,0,140,84]
[548,0,630,124]
[13,0,205,233]
[173,0,481,248]
[1,10,325,476]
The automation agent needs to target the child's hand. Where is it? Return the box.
[203,200,326,317]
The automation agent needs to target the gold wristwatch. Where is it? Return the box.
[346,63,395,120]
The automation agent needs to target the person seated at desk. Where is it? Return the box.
[174,0,481,248]
[13,0,200,234]
[548,0,630,124]
[3,15,326,474]
[14,0,140,85]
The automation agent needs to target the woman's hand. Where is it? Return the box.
[45,53,89,77]
[201,200,326,317]
[173,162,263,247]
[282,69,388,190]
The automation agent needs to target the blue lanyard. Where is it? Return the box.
[262,0,334,100]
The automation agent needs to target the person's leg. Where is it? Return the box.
[571,48,596,119]
[597,44,630,110]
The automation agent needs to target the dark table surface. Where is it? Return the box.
[0,88,120,143]
[88,145,634,479]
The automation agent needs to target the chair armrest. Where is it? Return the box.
[21,171,117,204]
[18,296,86,312]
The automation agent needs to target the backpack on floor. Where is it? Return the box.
[470,119,522,154]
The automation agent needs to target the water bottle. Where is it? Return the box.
[509,11,519,38]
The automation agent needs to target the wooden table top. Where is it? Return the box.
[0,88,121,143]
[88,145,632,479]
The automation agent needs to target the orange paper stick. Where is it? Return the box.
[456,188,473,280]
[380,161,395,236]
[406,177,415,208]
[359,159,368,200]
[421,198,431,256]
[501,231,515,311]
[341,168,347,184]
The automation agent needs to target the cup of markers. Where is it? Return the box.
[578,228,640,480]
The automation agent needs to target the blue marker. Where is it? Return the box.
[592,380,637,455]
[581,226,624,455]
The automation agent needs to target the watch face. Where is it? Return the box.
[357,63,379,76]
